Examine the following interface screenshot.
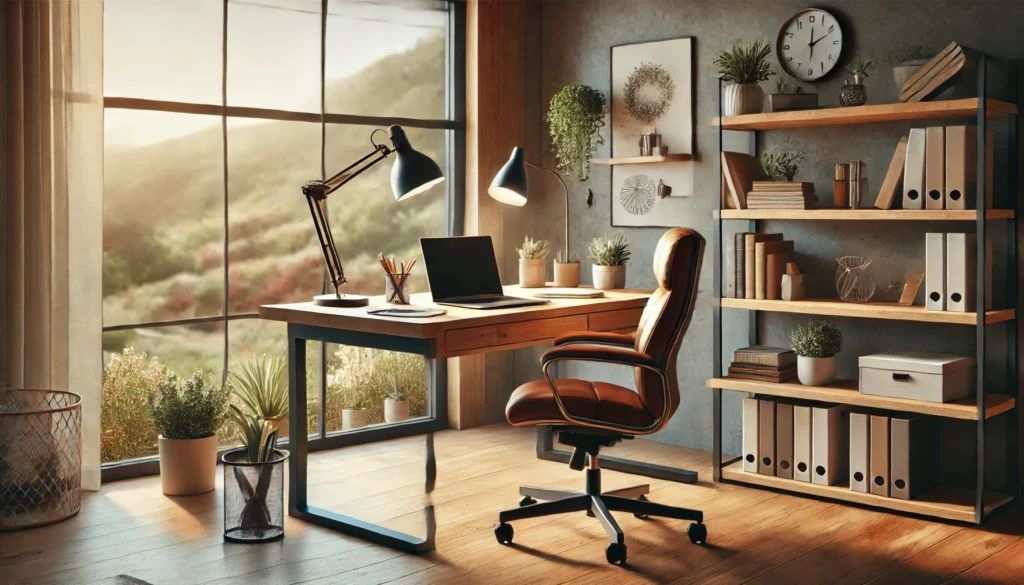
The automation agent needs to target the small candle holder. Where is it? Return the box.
[385,274,410,304]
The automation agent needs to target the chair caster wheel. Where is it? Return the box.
[495,523,514,545]
[688,522,707,545]
[605,542,627,565]
[519,495,537,507]
[634,494,649,518]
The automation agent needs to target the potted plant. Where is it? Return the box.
[554,251,581,288]
[341,389,368,430]
[384,377,410,423]
[229,354,288,438]
[840,56,873,107]
[588,233,631,290]
[150,371,231,496]
[223,407,289,543]
[760,148,804,181]
[791,317,843,386]
[516,235,550,288]
[547,84,606,182]
[715,40,773,116]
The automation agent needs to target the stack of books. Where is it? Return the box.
[746,181,818,210]
[728,346,797,383]
[899,41,970,103]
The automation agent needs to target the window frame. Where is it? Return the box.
[101,0,464,482]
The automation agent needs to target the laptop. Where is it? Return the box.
[420,236,549,310]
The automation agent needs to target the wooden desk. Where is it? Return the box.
[259,285,650,553]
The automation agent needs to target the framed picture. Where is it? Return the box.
[610,37,695,227]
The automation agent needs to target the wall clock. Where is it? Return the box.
[777,8,843,82]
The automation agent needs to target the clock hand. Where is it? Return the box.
[808,26,814,59]
[810,33,828,46]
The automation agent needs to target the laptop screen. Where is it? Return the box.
[420,236,504,300]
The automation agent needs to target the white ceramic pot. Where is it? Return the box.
[592,265,626,290]
[797,356,836,386]
[342,409,368,430]
[553,262,581,288]
[158,435,218,496]
[384,398,410,423]
[723,83,764,116]
[519,258,546,288]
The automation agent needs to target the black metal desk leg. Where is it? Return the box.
[535,427,698,484]
[288,330,308,514]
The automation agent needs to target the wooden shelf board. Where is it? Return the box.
[707,377,1015,420]
[714,98,1018,130]
[720,297,1015,325]
[719,209,1015,221]
[720,461,1013,523]
[591,153,694,165]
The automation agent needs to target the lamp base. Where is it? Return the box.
[313,293,370,308]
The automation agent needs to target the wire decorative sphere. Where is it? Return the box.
[623,62,676,125]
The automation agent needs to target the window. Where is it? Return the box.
[101,0,461,475]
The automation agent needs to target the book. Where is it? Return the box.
[727,367,798,383]
[874,136,908,210]
[900,42,962,101]
[744,234,783,298]
[906,51,967,103]
[726,234,736,298]
[734,346,797,368]
[751,181,814,193]
[735,232,750,299]
[722,152,768,210]
[766,253,781,300]
[755,240,793,299]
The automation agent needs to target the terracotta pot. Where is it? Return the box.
[592,265,626,290]
[342,409,367,430]
[158,435,218,496]
[797,356,836,386]
[384,398,410,423]
[723,83,764,116]
[553,262,581,288]
[519,258,546,288]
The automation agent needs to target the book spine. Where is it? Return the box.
[755,242,767,300]
[726,234,736,298]
[744,234,756,299]
[736,233,746,299]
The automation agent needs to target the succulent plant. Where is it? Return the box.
[760,148,804,181]
[588,233,632,267]
[517,235,551,260]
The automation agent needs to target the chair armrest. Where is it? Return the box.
[552,331,635,348]
[539,344,668,434]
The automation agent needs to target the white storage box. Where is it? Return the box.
[859,351,975,403]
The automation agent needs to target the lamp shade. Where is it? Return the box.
[389,125,445,201]
[488,147,529,206]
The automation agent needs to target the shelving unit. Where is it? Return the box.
[710,56,1019,525]
[591,153,694,165]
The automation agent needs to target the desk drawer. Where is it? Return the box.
[588,308,643,332]
[445,315,588,353]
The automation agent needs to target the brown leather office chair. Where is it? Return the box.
[495,228,706,566]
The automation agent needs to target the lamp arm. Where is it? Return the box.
[524,161,570,261]
[302,145,391,297]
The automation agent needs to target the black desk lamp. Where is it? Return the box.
[303,125,444,307]
[488,147,570,260]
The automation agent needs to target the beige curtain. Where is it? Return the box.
[2,0,103,490]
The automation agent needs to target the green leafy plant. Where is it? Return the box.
[847,55,874,79]
[760,149,804,181]
[715,40,774,85]
[588,233,632,267]
[546,84,606,182]
[228,354,288,429]
[325,347,427,429]
[556,251,579,264]
[516,235,551,260]
[387,376,407,402]
[230,405,274,463]
[790,318,843,358]
[150,371,231,440]
[101,348,169,462]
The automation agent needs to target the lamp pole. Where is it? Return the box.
[525,161,570,261]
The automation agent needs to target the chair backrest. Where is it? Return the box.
[633,228,705,426]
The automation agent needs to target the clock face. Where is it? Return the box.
[777,9,843,82]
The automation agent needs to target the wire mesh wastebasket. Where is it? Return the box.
[222,448,289,543]
[0,389,82,531]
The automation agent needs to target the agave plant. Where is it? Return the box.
[387,376,407,402]
[228,354,288,431]
[714,40,774,85]
[230,405,274,464]
[588,233,632,267]
[516,235,551,260]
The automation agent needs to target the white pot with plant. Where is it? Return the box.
[341,390,368,430]
[384,377,410,423]
[554,251,581,288]
[588,233,631,290]
[151,372,231,496]
[517,235,550,288]
[791,317,843,387]
[715,40,773,116]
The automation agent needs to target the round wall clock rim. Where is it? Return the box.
[776,7,843,82]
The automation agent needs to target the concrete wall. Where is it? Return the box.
[494,0,1022,488]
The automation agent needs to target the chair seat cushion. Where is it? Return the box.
[505,378,654,428]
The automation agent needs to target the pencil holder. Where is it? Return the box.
[385,274,410,304]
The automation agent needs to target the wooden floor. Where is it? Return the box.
[3,424,1023,585]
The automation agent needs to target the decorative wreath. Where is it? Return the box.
[623,62,676,125]
[620,175,656,215]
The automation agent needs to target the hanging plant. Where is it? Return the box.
[623,62,676,126]
[546,84,606,182]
